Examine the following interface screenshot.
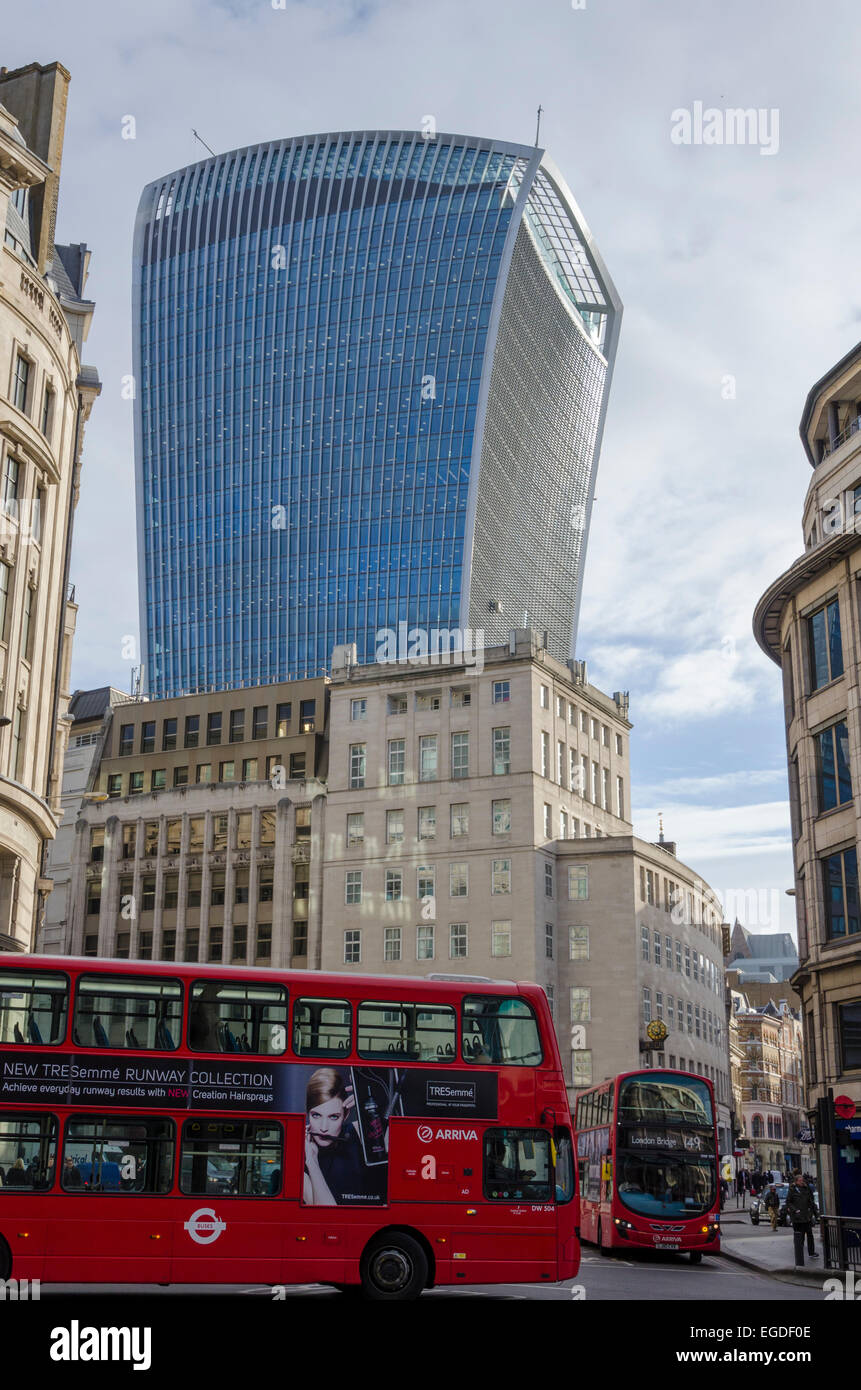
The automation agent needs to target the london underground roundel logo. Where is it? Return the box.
[417,1125,434,1143]
[184,1208,227,1244]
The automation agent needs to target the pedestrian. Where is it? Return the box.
[764,1184,780,1231]
[719,1177,728,1210]
[786,1171,817,1267]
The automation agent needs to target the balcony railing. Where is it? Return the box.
[821,415,861,462]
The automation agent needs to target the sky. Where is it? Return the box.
[8,0,859,936]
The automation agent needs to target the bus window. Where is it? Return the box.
[189,979,288,1055]
[180,1119,283,1197]
[0,969,68,1046]
[357,1002,456,1062]
[74,975,182,1051]
[554,1128,575,1204]
[462,997,543,1066]
[0,1113,57,1190]
[483,1128,552,1201]
[293,998,351,1057]
[62,1116,174,1193]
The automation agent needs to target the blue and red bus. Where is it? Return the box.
[0,956,577,1299]
[575,1068,720,1262]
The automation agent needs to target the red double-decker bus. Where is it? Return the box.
[0,956,577,1299]
[575,1069,720,1263]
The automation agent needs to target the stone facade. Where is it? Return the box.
[0,62,99,950]
[754,340,861,1214]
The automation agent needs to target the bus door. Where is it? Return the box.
[171,1117,289,1284]
[45,1115,174,1282]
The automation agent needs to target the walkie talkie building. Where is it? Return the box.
[133,131,621,695]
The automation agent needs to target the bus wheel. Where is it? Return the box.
[361,1233,428,1301]
[689,1251,703,1265]
[597,1221,611,1257]
[0,1237,10,1282]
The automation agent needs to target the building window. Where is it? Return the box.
[568,866,588,900]
[808,599,844,690]
[540,685,549,708]
[195,764,211,784]
[492,727,511,775]
[276,702,291,736]
[415,691,441,712]
[107,773,122,798]
[385,870,403,902]
[558,741,566,787]
[569,924,589,960]
[12,353,30,412]
[451,731,469,779]
[572,1050,592,1087]
[345,871,362,905]
[388,738,405,785]
[492,799,511,834]
[418,806,436,840]
[543,803,552,838]
[347,813,364,846]
[541,731,551,778]
[384,927,402,961]
[300,700,316,733]
[617,776,625,818]
[450,686,471,709]
[493,681,510,704]
[183,715,199,748]
[386,809,404,844]
[206,712,222,745]
[839,1002,861,1070]
[571,986,591,1022]
[545,921,553,958]
[417,867,435,902]
[387,694,407,715]
[450,803,469,837]
[250,705,267,739]
[559,809,569,839]
[161,718,177,751]
[687,1002,693,1034]
[151,768,166,791]
[491,921,511,957]
[228,709,244,742]
[419,734,438,781]
[684,945,691,977]
[602,767,610,810]
[219,761,235,782]
[349,743,366,789]
[641,925,650,961]
[140,721,155,754]
[450,923,468,958]
[492,858,511,894]
[241,757,258,781]
[817,720,852,812]
[416,924,434,961]
[656,991,664,1021]
[289,753,305,778]
[544,862,554,898]
[129,771,144,794]
[350,698,366,721]
[1,455,19,516]
[643,988,652,1025]
[449,862,468,897]
[344,930,361,964]
[823,847,860,938]
[654,930,661,966]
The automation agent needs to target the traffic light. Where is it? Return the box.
[721,924,731,957]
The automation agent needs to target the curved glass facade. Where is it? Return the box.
[133,132,620,696]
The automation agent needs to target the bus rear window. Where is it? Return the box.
[74,975,182,1051]
[357,1002,456,1062]
[462,997,543,1066]
[484,1127,552,1201]
[0,1113,57,1190]
[0,969,67,1046]
[293,998,351,1057]
[189,979,288,1055]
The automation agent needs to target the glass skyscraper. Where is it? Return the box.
[133,131,621,695]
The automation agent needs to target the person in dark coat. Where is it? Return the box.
[786,1171,817,1266]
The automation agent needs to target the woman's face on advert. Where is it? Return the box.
[308,1096,345,1145]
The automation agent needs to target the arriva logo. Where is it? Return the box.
[183,1208,227,1244]
[417,1126,478,1142]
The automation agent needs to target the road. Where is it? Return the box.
[39,1249,824,1301]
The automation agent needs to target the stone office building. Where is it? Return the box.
[51,632,731,1119]
[754,339,861,1216]
[50,678,328,967]
[0,61,99,950]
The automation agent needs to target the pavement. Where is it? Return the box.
[717,1199,831,1287]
